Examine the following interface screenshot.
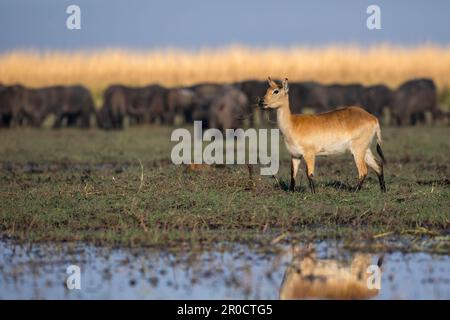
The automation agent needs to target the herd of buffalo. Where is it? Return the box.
[0,78,446,130]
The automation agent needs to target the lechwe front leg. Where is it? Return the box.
[290,157,301,192]
[303,153,316,193]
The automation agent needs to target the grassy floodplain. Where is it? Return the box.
[0,126,449,251]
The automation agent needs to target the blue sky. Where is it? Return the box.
[0,0,449,51]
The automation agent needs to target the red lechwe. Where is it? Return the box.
[258,77,386,193]
[279,248,382,300]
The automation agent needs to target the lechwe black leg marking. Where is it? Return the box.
[365,148,387,193]
[376,143,387,192]
[377,165,386,193]
[290,157,301,192]
[355,174,367,192]
[353,150,368,192]
[247,164,253,180]
[307,174,316,194]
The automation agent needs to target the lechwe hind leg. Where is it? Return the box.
[365,149,386,192]
[353,150,368,192]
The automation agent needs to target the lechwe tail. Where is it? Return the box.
[375,123,385,164]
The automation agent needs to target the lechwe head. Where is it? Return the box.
[258,77,289,109]
[259,76,386,193]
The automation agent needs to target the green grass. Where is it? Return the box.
[0,126,449,249]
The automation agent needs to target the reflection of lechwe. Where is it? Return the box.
[279,248,382,300]
[259,77,386,193]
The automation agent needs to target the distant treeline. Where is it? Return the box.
[0,78,446,129]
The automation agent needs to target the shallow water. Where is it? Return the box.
[0,239,449,299]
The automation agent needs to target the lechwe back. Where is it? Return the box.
[259,77,386,193]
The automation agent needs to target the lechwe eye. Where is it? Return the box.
[273,89,279,94]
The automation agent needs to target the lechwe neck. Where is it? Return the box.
[276,95,294,136]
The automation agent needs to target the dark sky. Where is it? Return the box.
[0,0,449,52]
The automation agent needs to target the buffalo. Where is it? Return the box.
[0,85,95,128]
[98,85,133,129]
[0,85,26,127]
[167,87,197,124]
[325,83,366,109]
[21,88,49,126]
[187,83,230,128]
[363,84,393,119]
[392,78,438,125]
[98,84,170,129]
[209,86,248,132]
[234,80,269,126]
[46,85,95,128]
[2,78,443,129]
[132,84,170,125]
[289,81,329,114]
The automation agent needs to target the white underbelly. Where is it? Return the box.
[282,133,352,157]
[316,140,351,156]
[284,138,304,157]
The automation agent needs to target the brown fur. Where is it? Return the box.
[279,251,380,300]
[260,77,386,193]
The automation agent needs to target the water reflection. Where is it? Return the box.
[0,239,449,299]
[280,247,382,299]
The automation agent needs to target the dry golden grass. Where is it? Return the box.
[1,45,450,95]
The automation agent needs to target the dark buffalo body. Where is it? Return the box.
[186,83,229,128]
[132,84,170,125]
[22,88,49,126]
[1,78,442,129]
[288,81,328,113]
[99,84,171,129]
[234,80,269,126]
[0,85,26,127]
[325,83,365,109]
[166,83,250,130]
[0,84,94,128]
[166,87,197,124]
[209,86,248,132]
[392,78,438,125]
[99,85,135,129]
[363,84,392,118]
[48,85,95,128]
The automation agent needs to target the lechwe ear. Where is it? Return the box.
[282,78,289,93]
[268,76,277,88]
